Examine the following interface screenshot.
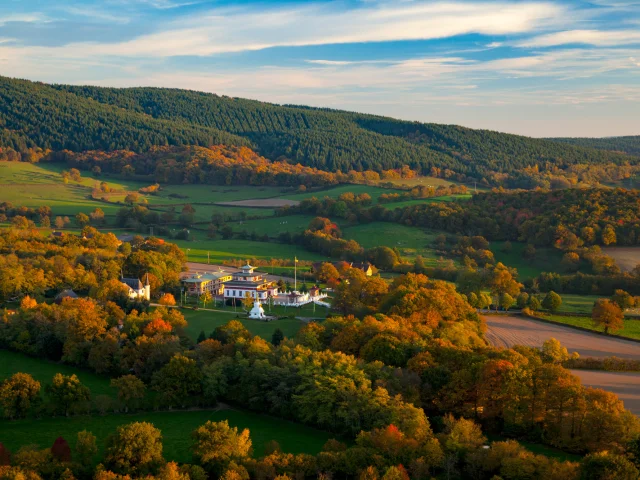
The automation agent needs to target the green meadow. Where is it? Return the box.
[491,241,566,281]
[540,314,640,341]
[0,349,113,397]
[0,408,334,461]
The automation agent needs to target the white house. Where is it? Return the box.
[121,275,151,301]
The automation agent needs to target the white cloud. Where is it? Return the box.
[0,13,48,26]
[0,1,564,58]
[518,29,640,47]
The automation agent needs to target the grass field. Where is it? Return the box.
[384,194,472,210]
[555,294,601,314]
[180,305,324,342]
[491,241,566,281]
[0,349,113,397]
[544,314,640,341]
[0,408,334,462]
[342,222,454,266]
[281,184,404,202]
[173,235,328,263]
[232,214,317,236]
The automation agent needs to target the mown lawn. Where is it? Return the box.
[0,349,113,397]
[180,308,314,342]
[543,314,640,341]
[0,408,334,462]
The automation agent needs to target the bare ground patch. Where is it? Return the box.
[216,199,300,208]
[603,247,640,272]
[484,315,640,359]
[485,315,640,415]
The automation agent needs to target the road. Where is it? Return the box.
[485,315,640,415]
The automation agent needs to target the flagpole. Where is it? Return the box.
[294,257,297,293]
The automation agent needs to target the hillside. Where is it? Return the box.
[0,76,635,180]
[0,77,249,152]
[550,136,640,156]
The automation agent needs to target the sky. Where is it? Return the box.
[0,0,638,137]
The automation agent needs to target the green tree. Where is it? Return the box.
[542,291,562,312]
[46,374,91,416]
[197,330,207,344]
[152,354,203,407]
[528,296,542,311]
[271,328,284,346]
[580,451,639,480]
[74,212,90,227]
[499,293,515,311]
[111,375,146,412]
[104,422,164,475]
[0,372,41,419]
[191,420,252,475]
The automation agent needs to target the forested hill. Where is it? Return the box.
[0,77,250,152]
[549,136,640,156]
[0,76,635,179]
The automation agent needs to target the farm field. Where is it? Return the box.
[234,215,317,236]
[0,349,113,397]
[382,175,465,189]
[603,246,640,272]
[341,222,453,266]
[0,408,334,462]
[539,314,640,341]
[180,308,313,342]
[491,241,566,281]
[384,194,472,210]
[484,314,640,359]
[572,370,640,417]
[484,315,640,414]
[281,184,403,202]
[555,294,601,314]
[171,237,328,263]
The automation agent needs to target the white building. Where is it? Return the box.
[121,275,151,301]
[222,264,278,301]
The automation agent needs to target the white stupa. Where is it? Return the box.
[248,300,266,319]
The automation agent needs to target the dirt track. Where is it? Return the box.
[484,315,640,359]
[485,315,640,415]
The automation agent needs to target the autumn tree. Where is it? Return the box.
[158,293,176,306]
[0,373,41,419]
[46,373,91,416]
[75,430,97,466]
[111,375,146,412]
[105,422,164,475]
[487,263,522,298]
[191,420,252,475]
[75,212,90,227]
[592,299,624,335]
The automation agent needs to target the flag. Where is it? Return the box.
[295,257,298,263]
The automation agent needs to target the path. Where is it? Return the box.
[485,315,640,415]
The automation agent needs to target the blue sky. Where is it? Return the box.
[0,0,638,137]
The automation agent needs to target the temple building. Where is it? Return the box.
[182,270,233,296]
[222,264,278,301]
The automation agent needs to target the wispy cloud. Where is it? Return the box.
[519,29,640,47]
[1,1,564,58]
